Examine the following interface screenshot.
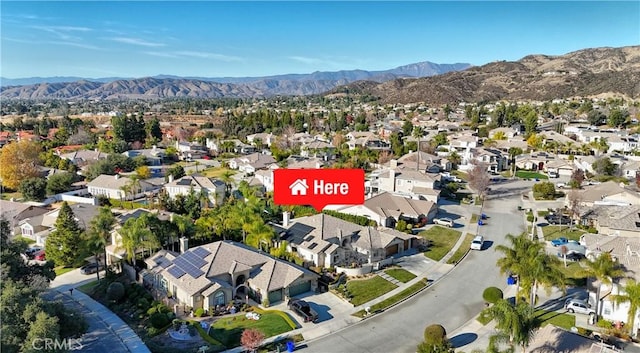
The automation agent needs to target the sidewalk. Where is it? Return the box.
[53,283,150,353]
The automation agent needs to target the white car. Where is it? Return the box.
[470,235,484,250]
[565,299,595,315]
[433,218,454,227]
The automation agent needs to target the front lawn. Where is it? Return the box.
[541,225,584,241]
[419,226,462,261]
[346,276,398,306]
[202,167,235,178]
[384,268,417,283]
[208,310,295,348]
[534,309,576,330]
[516,171,549,180]
[447,233,475,265]
[77,280,100,294]
[54,266,76,276]
[353,278,428,317]
[559,261,588,287]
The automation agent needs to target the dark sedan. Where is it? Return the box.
[80,263,105,275]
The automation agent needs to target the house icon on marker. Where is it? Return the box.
[289,179,309,196]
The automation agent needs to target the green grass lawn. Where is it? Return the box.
[209,311,295,348]
[419,226,462,261]
[77,280,100,294]
[541,225,585,241]
[109,199,148,210]
[534,309,576,330]
[353,278,428,318]
[538,210,550,217]
[447,233,475,265]
[346,276,398,306]
[1,191,22,201]
[202,167,235,178]
[559,261,588,287]
[516,171,549,180]
[384,268,417,283]
[54,266,76,276]
[470,214,479,224]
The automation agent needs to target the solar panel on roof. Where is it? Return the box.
[174,257,204,278]
[167,266,186,279]
[308,243,318,249]
[183,251,206,268]
[192,247,211,258]
[177,179,192,186]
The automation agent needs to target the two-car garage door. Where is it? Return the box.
[288,280,312,297]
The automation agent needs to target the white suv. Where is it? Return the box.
[565,299,595,315]
[433,218,454,227]
[470,235,484,250]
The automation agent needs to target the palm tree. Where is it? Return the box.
[117,217,158,264]
[246,221,275,251]
[508,148,523,178]
[128,176,142,208]
[579,253,625,320]
[172,214,193,250]
[119,183,130,208]
[496,233,565,306]
[486,300,539,353]
[220,170,235,197]
[611,279,640,336]
[84,207,116,281]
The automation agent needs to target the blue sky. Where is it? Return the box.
[1,1,639,79]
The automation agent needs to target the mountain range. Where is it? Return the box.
[0,61,471,99]
[335,46,640,104]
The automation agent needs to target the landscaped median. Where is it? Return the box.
[352,278,429,318]
[419,226,462,261]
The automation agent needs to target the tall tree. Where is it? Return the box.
[19,178,47,201]
[44,202,83,267]
[486,299,539,353]
[0,140,41,190]
[611,280,640,335]
[84,207,115,281]
[578,253,625,320]
[468,161,491,201]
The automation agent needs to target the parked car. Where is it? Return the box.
[550,237,568,247]
[470,235,484,250]
[80,262,105,275]
[288,299,318,323]
[25,246,43,258]
[565,299,595,315]
[33,250,46,261]
[557,252,586,262]
[433,218,454,227]
[545,214,571,225]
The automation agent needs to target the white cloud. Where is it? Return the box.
[288,56,324,65]
[31,25,92,41]
[49,41,102,51]
[109,37,165,47]
[141,50,243,62]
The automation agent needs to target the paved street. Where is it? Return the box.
[302,195,525,353]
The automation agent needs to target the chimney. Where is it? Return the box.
[152,145,157,151]
[114,174,120,180]
[283,211,290,227]
[390,159,398,169]
[179,237,189,254]
[168,174,174,183]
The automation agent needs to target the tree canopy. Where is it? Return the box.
[0,140,42,190]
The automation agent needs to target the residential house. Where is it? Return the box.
[19,203,100,245]
[163,175,226,207]
[368,168,441,203]
[59,149,109,167]
[246,133,276,148]
[0,200,50,238]
[345,131,390,151]
[580,205,640,237]
[122,146,165,166]
[620,159,640,179]
[87,174,155,201]
[228,153,276,174]
[396,151,451,173]
[280,213,420,268]
[573,155,598,175]
[570,181,640,207]
[463,148,507,173]
[544,158,574,176]
[608,135,639,154]
[488,127,519,140]
[300,140,335,160]
[142,240,319,310]
[326,192,437,228]
[175,141,208,161]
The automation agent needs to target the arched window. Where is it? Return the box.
[214,291,225,306]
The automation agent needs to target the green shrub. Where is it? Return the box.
[106,282,125,302]
[166,312,175,320]
[137,298,150,310]
[424,324,447,345]
[150,312,170,329]
[194,308,205,317]
[527,214,535,222]
[262,298,270,308]
[597,319,613,329]
[173,319,182,331]
[482,287,503,304]
[577,327,593,336]
[147,307,158,316]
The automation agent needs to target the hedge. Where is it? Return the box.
[252,307,298,329]
[189,320,225,347]
[323,210,377,226]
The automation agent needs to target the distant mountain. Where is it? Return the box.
[0,61,471,99]
[331,46,640,104]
